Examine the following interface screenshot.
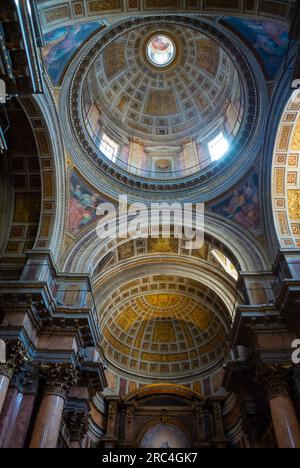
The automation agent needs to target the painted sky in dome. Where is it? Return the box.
[42,22,102,85]
[223,18,290,79]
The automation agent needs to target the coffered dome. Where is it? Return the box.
[99,275,230,381]
[83,22,242,179]
[68,16,266,199]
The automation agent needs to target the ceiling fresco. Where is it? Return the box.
[68,170,116,236]
[222,18,290,80]
[42,21,104,84]
[40,17,290,88]
[92,237,238,281]
[209,169,261,238]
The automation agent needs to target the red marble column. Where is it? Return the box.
[0,387,23,447]
[30,393,65,448]
[0,371,11,416]
[29,363,79,449]
[269,394,300,449]
[257,363,300,449]
[8,393,37,448]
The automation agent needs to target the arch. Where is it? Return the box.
[61,211,269,274]
[271,89,300,248]
[19,78,66,262]
[261,44,299,259]
[124,383,205,402]
[93,256,239,321]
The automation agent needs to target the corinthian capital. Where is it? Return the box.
[255,363,290,400]
[64,410,89,442]
[40,363,79,400]
[0,340,27,380]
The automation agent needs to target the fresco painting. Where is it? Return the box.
[211,172,261,237]
[68,171,112,236]
[139,424,191,449]
[42,22,102,84]
[224,18,289,79]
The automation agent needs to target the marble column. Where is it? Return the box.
[0,371,11,415]
[0,341,27,416]
[257,363,300,449]
[9,393,37,448]
[29,363,79,449]
[0,387,23,447]
[269,394,300,448]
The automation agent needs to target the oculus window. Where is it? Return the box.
[147,35,176,67]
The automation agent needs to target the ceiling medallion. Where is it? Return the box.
[146,34,176,68]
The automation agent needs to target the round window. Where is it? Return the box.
[147,35,176,67]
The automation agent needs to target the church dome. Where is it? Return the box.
[68,16,265,199]
[82,22,243,180]
[99,275,230,381]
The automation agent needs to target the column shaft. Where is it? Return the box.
[0,374,10,416]
[269,394,300,449]
[9,393,37,448]
[0,387,23,447]
[29,394,65,448]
